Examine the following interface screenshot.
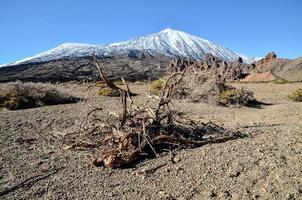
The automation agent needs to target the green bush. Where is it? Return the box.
[114,80,124,86]
[95,82,107,88]
[150,79,166,96]
[219,89,241,103]
[98,88,120,97]
[219,87,257,107]
[287,88,302,102]
[7,95,38,110]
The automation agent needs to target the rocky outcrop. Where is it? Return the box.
[255,52,277,68]
[168,52,302,82]
[255,52,289,72]
[168,58,195,72]
[163,52,300,82]
[168,54,254,81]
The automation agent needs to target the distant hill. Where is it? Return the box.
[252,52,302,81]
[0,52,169,82]
[277,57,302,81]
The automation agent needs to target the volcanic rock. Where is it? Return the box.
[256,52,278,69]
[168,54,253,81]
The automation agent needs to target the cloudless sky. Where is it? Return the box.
[0,0,301,64]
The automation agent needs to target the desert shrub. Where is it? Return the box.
[0,82,80,110]
[273,79,289,84]
[0,93,39,110]
[95,82,107,87]
[219,88,257,106]
[150,79,166,96]
[98,88,120,97]
[287,88,302,102]
[114,80,124,86]
[220,89,241,102]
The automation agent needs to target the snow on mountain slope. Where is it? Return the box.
[107,28,255,63]
[2,28,257,67]
[4,43,99,66]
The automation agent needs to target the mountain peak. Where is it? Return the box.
[159,28,178,33]
[158,28,189,36]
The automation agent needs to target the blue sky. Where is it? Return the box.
[0,0,301,64]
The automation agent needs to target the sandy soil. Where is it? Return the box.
[0,82,301,199]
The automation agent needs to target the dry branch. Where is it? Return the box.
[92,55,135,96]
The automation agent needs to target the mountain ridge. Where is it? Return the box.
[1,28,258,67]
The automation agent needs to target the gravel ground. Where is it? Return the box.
[0,82,301,200]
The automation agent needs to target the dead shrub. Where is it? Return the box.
[149,64,259,107]
[172,75,259,107]
[63,58,245,169]
[0,82,80,110]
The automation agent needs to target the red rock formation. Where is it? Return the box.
[256,52,276,67]
[242,71,277,82]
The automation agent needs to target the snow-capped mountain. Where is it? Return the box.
[2,28,257,67]
[106,28,255,63]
